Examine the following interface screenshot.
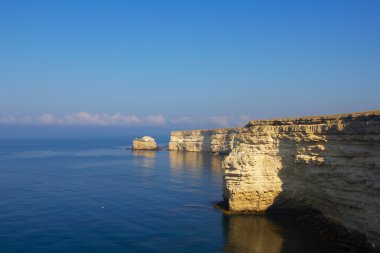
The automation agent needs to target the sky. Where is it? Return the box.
[0,0,379,137]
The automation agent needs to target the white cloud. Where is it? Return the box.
[39,114,56,124]
[208,116,231,127]
[62,112,108,125]
[0,112,251,127]
[170,116,195,125]
[0,116,17,124]
[170,115,252,128]
[146,115,167,125]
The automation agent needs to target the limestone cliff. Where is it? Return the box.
[169,128,242,154]
[169,110,380,247]
[223,110,380,245]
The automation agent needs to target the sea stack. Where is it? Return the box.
[132,136,157,150]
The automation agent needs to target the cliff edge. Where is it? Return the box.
[169,110,380,248]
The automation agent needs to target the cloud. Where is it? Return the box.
[170,115,251,128]
[146,115,167,125]
[0,116,17,124]
[39,114,56,124]
[170,116,193,124]
[0,112,251,127]
[62,112,111,126]
[208,116,231,127]
[0,112,166,126]
[58,112,167,126]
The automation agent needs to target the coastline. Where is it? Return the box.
[169,110,380,252]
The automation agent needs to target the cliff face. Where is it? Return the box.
[169,110,380,245]
[169,128,242,154]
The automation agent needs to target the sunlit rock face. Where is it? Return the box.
[223,110,380,245]
[132,136,157,150]
[168,128,242,154]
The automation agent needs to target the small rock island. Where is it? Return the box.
[132,136,157,150]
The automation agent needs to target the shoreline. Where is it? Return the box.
[168,110,380,251]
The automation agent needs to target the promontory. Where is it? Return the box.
[169,110,380,251]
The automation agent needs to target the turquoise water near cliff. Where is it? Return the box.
[0,138,345,253]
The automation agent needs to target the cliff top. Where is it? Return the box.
[170,110,380,134]
[171,128,243,134]
[246,110,380,127]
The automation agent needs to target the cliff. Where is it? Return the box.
[169,110,380,247]
[169,128,242,154]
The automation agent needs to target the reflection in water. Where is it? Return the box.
[223,215,284,253]
[169,151,204,170]
[223,214,346,253]
[169,151,224,178]
[132,150,157,158]
[132,150,156,168]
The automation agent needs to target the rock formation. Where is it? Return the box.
[169,128,242,154]
[168,110,380,248]
[132,136,157,150]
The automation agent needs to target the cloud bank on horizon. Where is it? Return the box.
[0,112,250,128]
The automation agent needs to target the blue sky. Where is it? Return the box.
[0,0,379,132]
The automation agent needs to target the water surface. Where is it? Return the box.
[0,138,345,252]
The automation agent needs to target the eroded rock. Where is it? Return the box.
[132,136,157,150]
[168,128,242,154]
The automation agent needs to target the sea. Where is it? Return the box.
[0,137,347,253]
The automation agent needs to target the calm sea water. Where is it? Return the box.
[0,138,345,253]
